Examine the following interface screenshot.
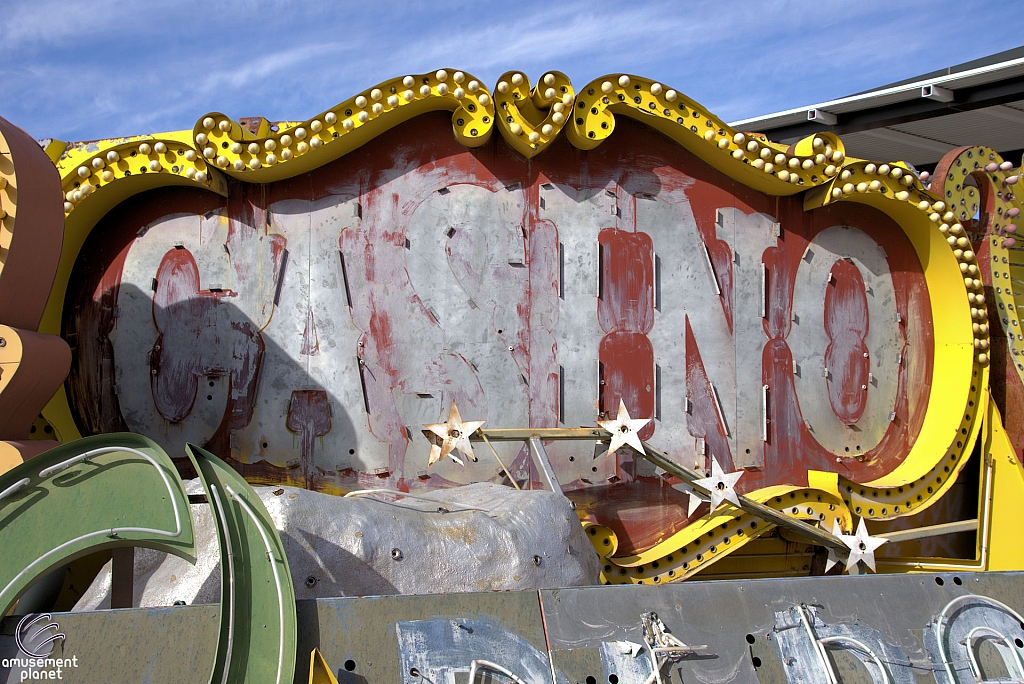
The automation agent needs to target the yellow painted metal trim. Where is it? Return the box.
[590,484,850,585]
[804,169,987,514]
[493,71,574,158]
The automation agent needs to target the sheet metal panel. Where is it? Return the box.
[63,117,936,556]
[4,572,1024,683]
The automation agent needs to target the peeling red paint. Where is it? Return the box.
[150,248,221,422]
[598,228,654,335]
[286,389,332,488]
[824,259,870,424]
[600,332,655,440]
[301,307,319,356]
[684,316,733,468]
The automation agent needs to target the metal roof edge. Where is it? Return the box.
[730,55,1024,130]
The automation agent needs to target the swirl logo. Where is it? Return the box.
[15,613,65,657]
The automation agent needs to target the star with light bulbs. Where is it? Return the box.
[423,401,485,467]
[825,518,887,573]
[596,399,651,458]
[691,457,743,511]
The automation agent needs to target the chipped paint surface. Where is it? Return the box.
[64,116,935,554]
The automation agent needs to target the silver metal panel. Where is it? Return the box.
[541,572,1024,684]
[719,208,777,470]
[789,225,901,457]
[6,571,1024,683]
[545,182,618,483]
[639,190,734,471]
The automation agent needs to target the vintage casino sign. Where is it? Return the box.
[2,69,1020,585]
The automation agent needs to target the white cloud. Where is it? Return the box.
[0,0,1020,140]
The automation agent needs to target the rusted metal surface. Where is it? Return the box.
[63,116,937,555]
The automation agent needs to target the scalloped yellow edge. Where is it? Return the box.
[35,69,992,579]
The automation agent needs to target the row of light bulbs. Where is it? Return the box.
[63,141,212,212]
[194,70,493,171]
[495,72,573,145]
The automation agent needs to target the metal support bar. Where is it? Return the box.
[475,428,604,441]
[110,547,134,609]
[474,428,846,551]
[527,438,563,496]
[637,440,845,550]
[878,519,978,543]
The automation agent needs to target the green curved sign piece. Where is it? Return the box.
[185,443,297,684]
[0,432,196,617]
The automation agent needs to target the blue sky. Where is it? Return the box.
[2,0,1023,143]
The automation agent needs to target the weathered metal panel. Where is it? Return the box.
[62,117,938,557]
[5,572,1024,683]
[540,572,1024,684]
